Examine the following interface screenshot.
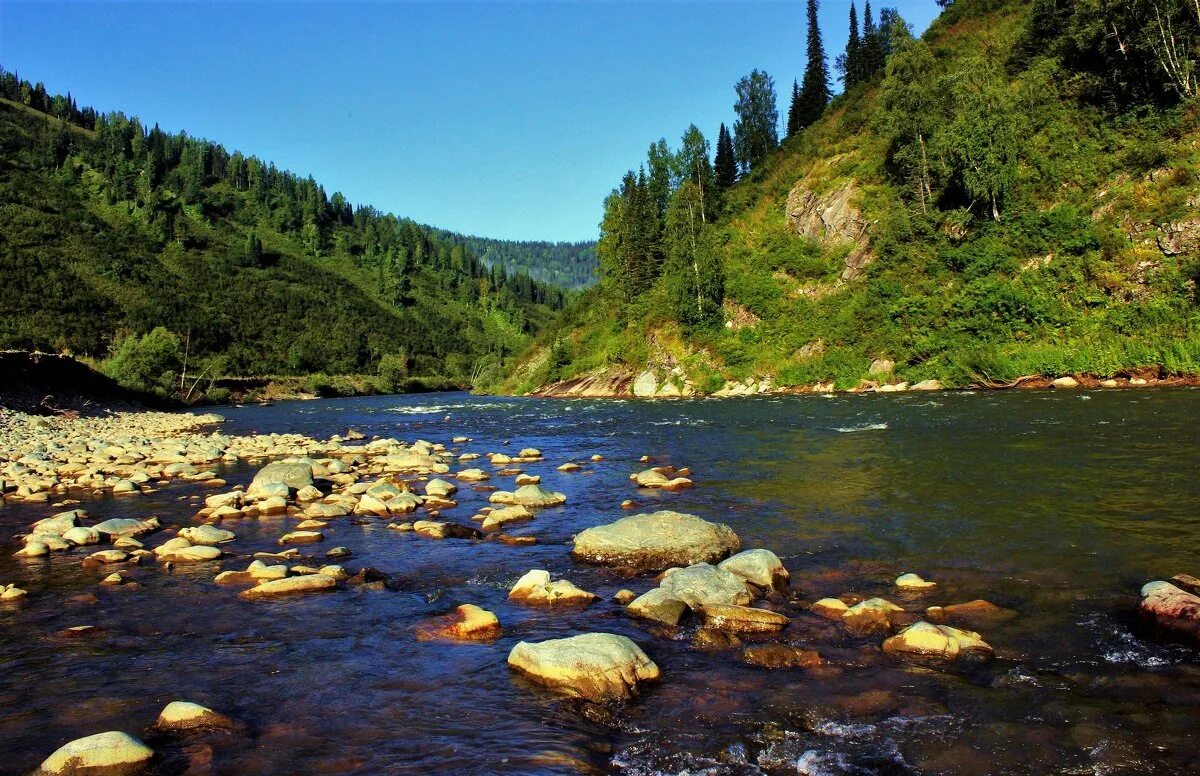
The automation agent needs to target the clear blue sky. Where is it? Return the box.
[0,1,938,242]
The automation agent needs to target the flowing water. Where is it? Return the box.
[1,390,1199,775]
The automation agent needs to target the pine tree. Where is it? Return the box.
[786,80,802,136]
[714,123,737,190]
[840,3,863,90]
[861,1,886,79]
[793,0,831,133]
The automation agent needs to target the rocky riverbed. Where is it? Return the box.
[1,392,1199,774]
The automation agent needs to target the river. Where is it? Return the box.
[1,389,1198,774]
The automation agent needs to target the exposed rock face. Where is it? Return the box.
[530,368,637,398]
[572,511,740,570]
[785,177,873,280]
[507,633,660,702]
[883,621,994,662]
[38,731,154,775]
[1139,580,1200,641]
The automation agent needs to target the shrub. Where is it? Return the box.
[102,327,183,399]
[377,352,409,390]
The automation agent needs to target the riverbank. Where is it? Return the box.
[527,363,1200,398]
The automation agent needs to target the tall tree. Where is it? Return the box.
[786,80,802,136]
[733,69,779,173]
[646,138,674,218]
[664,181,724,330]
[861,2,886,78]
[714,123,738,190]
[838,2,863,90]
[676,125,715,223]
[793,0,831,133]
[877,19,940,211]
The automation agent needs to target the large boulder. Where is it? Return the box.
[626,588,688,626]
[93,518,158,539]
[1139,580,1200,641]
[38,731,154,775]
[572,511,740,570]
[658,563,752,610]
[239,573,337,599]
[248,461,314,496]
[507,633,660,702]
[882,621,994,663]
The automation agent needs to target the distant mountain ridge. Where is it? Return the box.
[428,230,597,290]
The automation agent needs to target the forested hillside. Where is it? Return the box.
[503,0,1200,395]
[0,73,568,401]
[429,231,597,289]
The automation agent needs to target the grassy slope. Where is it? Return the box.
[504,0,1200,393]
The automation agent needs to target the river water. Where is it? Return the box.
[1,390,1198,774]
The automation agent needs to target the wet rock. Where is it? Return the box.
[613,589,637,605]
[279,530,324,545]
[32,510,83,536]
[248,461,314,496]
[895,573,937,591]
[87,550,129,564]
[811,598,849,619]
[325,546,352,560]
[557,462,581,472]
[740,644,822,669]
[155,701,236,732]
[572,511,739,570]
[701,604,790,633]
[38,730,154,775]
[178,525,235,546]
[507,633,660,702]
[456,468,490,482]
[631,468,692,490]
[317,565,349,581]
[514,473,540,486]
[718,549,789,590]
[1139,580,1200,641]
[157,543,222,563]
[239,573,337,599]
[62,526,101,546]
[659,563,753,610]
[346,567,389,587]
[1170,573,1200,596]
[1051,376,1080,389]
[425,478,458,497]
[883,621,994,662]
[15,541,49,558]
[509,569,597,606]
[93,518,159,539]
[842,597,905,633]
[911,379,944,391]
[256,496,288,515]
[480,505,533,531]
[490,484,567,508]
[626,588,687,626]
[415,604,502,641]
[2,583,28,600]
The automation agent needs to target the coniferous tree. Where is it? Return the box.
[714,123,738,190]
[793,0,831,133]
[861,2,886,79]
[786,80,802,136]
[733,69,779,173]
[838,3,863,90]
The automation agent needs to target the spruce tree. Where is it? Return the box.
[793,0,830,133]
[714,123,738,190]
[786,80,802,137]
[862,1,886,78]
[841,3,862,90]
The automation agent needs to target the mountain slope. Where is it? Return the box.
[0,76,568,396]
[502,0,1200,396]
[428,230,597,290]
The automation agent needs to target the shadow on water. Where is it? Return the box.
[1,389,1198,774]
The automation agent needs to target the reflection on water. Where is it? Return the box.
[1,389,1198,774]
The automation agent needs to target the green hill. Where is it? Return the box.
[500,0,1200,396]
[428,230,597,290]
[0,75,568,401]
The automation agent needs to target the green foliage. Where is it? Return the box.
[734,70,780,172]
[792,0,832,135]
[377,352,410,390]
[102,326,183,398]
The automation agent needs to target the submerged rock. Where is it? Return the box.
[1139,580,1200,641]
[572,511,740,570]
[178,525,236,546]
[895,573,937,591]
[631,468,692,491]
[38,731,154,775]
[154,701,236,732]
[926,599,1017,629]
[811,598,849,620]
[741,644,823,669]
[883,621,994,663]
[507,632,660,702]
